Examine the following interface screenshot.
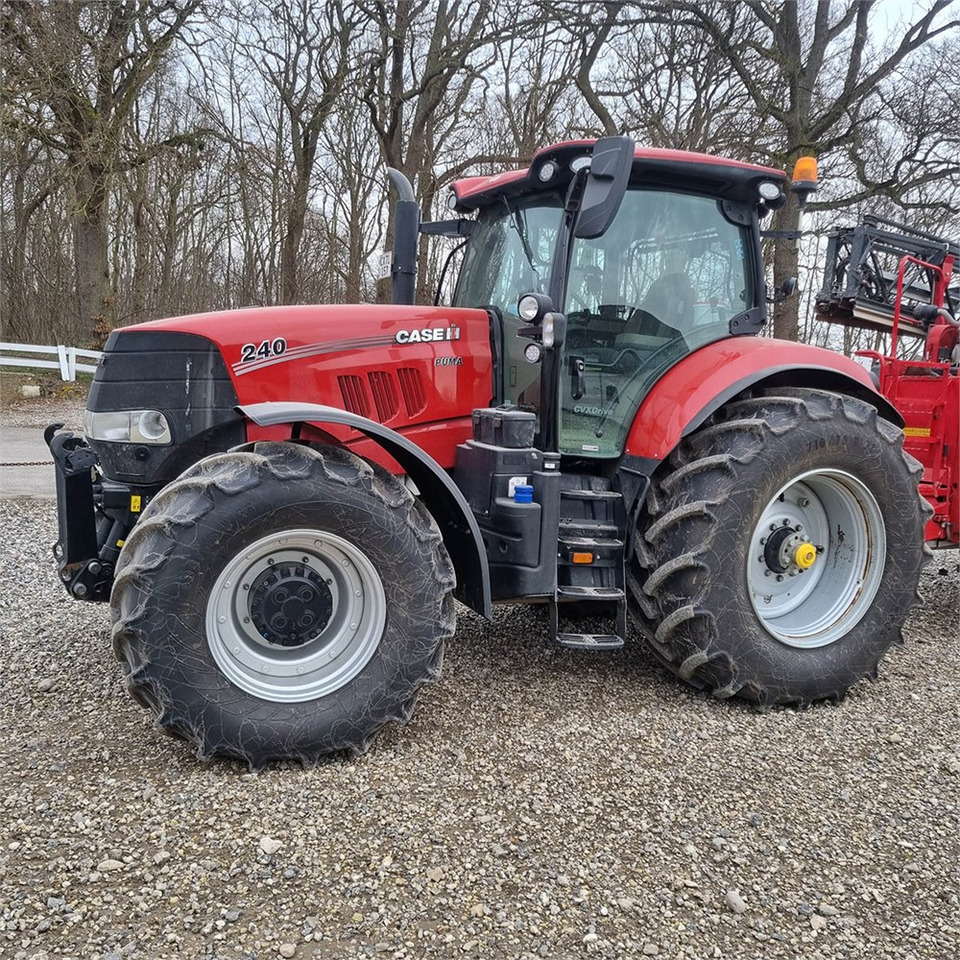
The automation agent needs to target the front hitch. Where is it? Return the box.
[46,424,117,601]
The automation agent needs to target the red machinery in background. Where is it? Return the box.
[817,217,959,545]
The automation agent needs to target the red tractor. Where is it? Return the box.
[48,137,929,766]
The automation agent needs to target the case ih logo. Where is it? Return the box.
[395,325,461,344]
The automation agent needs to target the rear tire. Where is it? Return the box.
[627,389,927,706]
[111,442,455,766]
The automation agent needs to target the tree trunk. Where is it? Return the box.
[5,155,49,342]
[71,167,113,345]
[280,178,309,305]
[346,198,364,303]
[771,199,802,342]
[130,164,152,322]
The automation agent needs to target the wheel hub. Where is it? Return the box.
[763,523,817,575]
[249,561,333,647]
[207,530,387,703]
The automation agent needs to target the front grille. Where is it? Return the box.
[397,367,426,417]
[337,375,370,418]
[368,371,400,422]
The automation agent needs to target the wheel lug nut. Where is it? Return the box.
[776,575,784,582]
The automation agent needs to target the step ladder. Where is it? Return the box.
[550,482,628,650]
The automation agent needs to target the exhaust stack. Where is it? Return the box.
[386,168,419,305]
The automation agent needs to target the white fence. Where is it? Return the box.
[0,342,103,381]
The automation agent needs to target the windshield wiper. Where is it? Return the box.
[503,197,542,286]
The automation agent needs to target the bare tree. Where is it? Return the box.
[0,137,54,342]
[318,100,388,302]
[482,20,585,157]
[636,0,960,340]
[240,1,363,304]
[360,0,514,299]
[2,0,206,343]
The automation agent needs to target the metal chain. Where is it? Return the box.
[1,461,54,467]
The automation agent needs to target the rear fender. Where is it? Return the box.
[238,401,492,618]
[624,338,903,468]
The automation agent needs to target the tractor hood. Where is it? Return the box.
[91,304,494,477]
[130,303,491,393]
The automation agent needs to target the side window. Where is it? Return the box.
[454,198,562,320]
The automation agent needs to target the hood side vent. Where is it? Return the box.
[368,371,400,422]
[397,367,426,417]
[337,375,370,418]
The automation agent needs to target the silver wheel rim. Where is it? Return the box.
[206,528,386,702]
[747,469,886,649]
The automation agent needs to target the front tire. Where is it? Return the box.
[111,442,455,766]
[628,389,927,706]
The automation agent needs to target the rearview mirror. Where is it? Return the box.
[574,136,635,240]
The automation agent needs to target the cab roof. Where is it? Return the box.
[451,140,786,211]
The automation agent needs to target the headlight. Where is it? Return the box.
[542,314,556,348]
[758,181,782,201]
[85,409,172,444]
[538,160,558,182]
[518,295,542,322]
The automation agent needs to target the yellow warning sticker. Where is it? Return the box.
[903,427,931,438]
[130,495,142,512]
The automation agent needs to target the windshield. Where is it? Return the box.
[454,195,563,316]
[560,189,755,457]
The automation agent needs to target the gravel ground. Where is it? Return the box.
[1,497,958,960]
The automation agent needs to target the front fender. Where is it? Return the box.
[239,401,492,619]
[624,337,903,463]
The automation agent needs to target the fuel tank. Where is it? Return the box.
[124,303,495,468]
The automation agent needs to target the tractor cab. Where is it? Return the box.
[439,138,787,458]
